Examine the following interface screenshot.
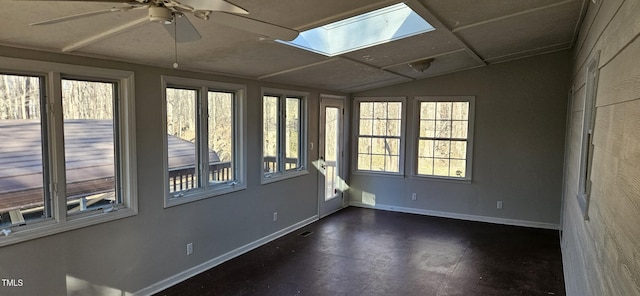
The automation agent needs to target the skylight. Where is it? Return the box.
[278,3,434,56]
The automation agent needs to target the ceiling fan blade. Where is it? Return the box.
[178,0,248,14]
[62,16,149,52]
[162,14,202,42]
[18,0,137,2]
[209,12,299,41]
[30,7,134,26]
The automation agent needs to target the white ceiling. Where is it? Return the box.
[0,0,587,93]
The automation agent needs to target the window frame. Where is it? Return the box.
[260,88,309,184]
[162,76,247,208]
[0,57,137,247]
[576,52,600,220]
[411,96,475,182]
[352,96,407,177]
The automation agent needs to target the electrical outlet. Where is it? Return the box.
[186,243,193,256]
[411,193,417,200]
[497,201,503,209]
[273,212,278,222]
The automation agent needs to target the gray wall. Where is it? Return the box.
[0,45,336,295]
[350,51,570,227]
[561,0,640,295]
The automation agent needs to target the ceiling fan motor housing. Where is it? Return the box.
[149,6,173,24]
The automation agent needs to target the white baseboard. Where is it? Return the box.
[134,215,319,296]
[349,201,559,230]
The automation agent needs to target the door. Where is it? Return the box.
[318,96,346,218]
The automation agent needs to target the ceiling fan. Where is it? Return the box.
[25,0,299,53]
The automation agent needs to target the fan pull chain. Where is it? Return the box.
[173,14,179,69]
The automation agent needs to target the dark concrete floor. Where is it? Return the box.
[157,207,565,296]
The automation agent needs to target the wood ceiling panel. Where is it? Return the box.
[385,50,483,79]
[455,1,582,61]
[424,0,572,30]
[262,58,408,91]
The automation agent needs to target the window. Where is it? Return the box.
[415,96,475,181]
[0,57,137,246]
[163,76,246,207]
[577,53,600,220]
[353,97,406,175]
[261,88,308,183]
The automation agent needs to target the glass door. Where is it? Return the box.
[318,96,346,217]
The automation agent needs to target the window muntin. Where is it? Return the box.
[0,73,49,228]
[261,89,308,183]
[415,97,474,181]
[163,76,245,207]
[0,57,137,247]
[354,98,405,174]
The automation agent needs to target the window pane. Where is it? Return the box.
[417,157,434,175]
[387,102,402,119]
[450,159,466,178]
[434,140,450,158]
[386,156,400,172]
[450,141,467,159]
[387,119,401,137]
[360,102,374,119]
[357,154,371,171]
[373,117,386,136]
[372,138,387,154]
[434,158,450,176]
[435,120,451,138]
[451,121,468,139]
[373,102,387,120]
[62,79,117,213]
[263,96,279,173]
[420,120,435,138]
[436,102,452,120]
[208,91,234,183]
[166,87,199,193]
[0,74,47,226]
[358,137,371,154]
[452,102,469,120]
[420,102,436,120]
[285,98,300,170]
[359,119,373,136]
[371,155,386,171]
[418,139,434,158]
[386,138,400,156]
[324,107,339,201]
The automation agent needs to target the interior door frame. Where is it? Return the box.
[318,94,347,218]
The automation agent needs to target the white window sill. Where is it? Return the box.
[261,170,309,185]
[410,174,472,184]
[165,184,247,208]
[351,170,405,178]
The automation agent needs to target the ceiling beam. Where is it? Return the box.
[381,48,466,70]
[257,58,335,80]
[406,0,487,66]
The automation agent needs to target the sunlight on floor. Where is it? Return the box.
[66,274,132,296]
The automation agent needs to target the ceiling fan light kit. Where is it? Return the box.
[409,58,435,73]
[148,6,172,24]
